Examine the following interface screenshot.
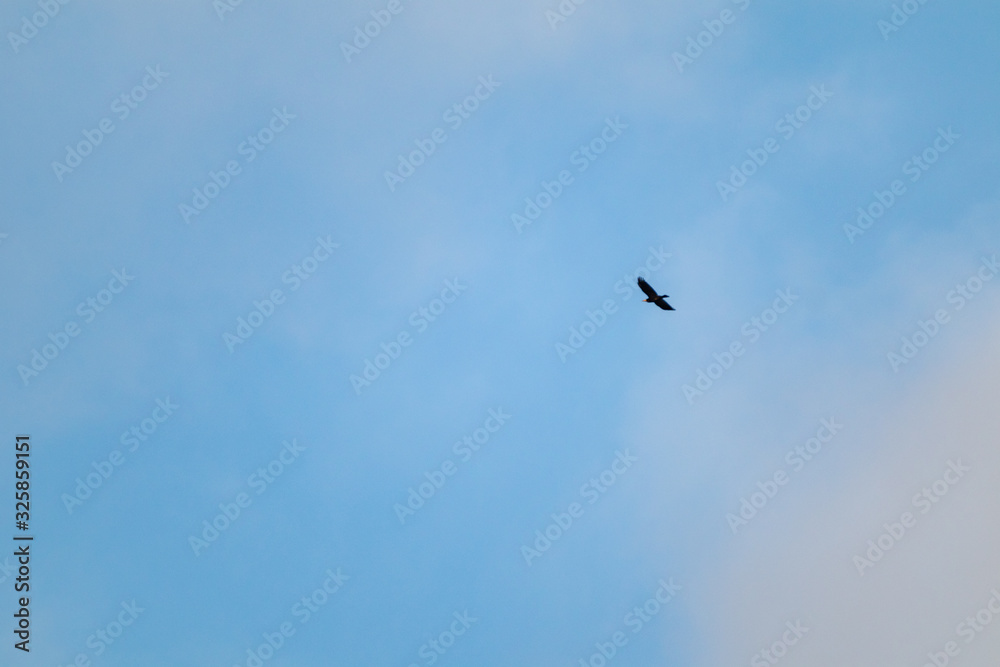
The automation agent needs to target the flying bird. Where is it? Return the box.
[637,277,674,311]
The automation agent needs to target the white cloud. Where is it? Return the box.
[694,300,1000,666]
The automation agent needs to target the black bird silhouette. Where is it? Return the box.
[637,277,674,311]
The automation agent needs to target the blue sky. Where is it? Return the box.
[3,0,1000,665]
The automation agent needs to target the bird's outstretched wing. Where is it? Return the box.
[637,277,659,299]
[654,298,675,311]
